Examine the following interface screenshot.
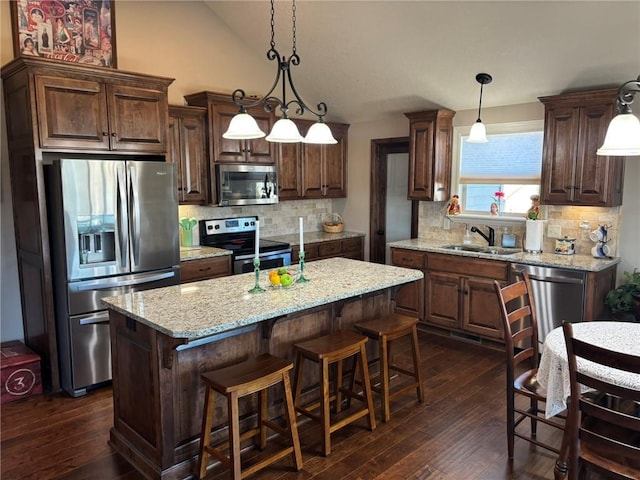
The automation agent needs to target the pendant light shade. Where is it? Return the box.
[596,75,640,156]
[265,118,304,143]
[597,113,640,156]
[467,73,492,144]
[303,121,337,144]
[223,112,266,140]
[468,120,488,143]
[224,0,334,144]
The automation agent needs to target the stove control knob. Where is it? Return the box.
[214,224,220,230]
[245,222,250,227]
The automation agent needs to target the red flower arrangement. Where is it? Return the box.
[493,191,505,203]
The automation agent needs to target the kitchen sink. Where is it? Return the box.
[442,245,522,256]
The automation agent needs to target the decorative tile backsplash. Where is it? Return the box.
[418,202,622,256]
[178,199,333,244]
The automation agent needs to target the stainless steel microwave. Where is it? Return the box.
[216,164,278,206]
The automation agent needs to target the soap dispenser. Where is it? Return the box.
[463,225,473,245]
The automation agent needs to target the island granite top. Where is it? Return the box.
[102,258,422,340]
[388,239,620,272]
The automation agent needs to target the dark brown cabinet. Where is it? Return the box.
[1,57,174,391]
[168,106,208,204]
[425,253,508,341]
[404,109,455,202]
[301,123,349,198]
[390,248,424,319]
[180,256,231,283]
[34,74,170,153]
[184,91,276,164]
[276,120,349,200]
[539,88,624,206]
[292,236,363,263]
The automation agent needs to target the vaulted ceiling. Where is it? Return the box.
[205,1,640,124]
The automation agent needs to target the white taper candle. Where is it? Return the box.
[254,220,260,259]
[299,217,304,252]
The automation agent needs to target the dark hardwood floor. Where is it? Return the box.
[1,332,564,479]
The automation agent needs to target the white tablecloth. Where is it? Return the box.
[537,321,640,418]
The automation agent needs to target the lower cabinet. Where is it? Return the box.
[292,237,364,263]
[180,256,231,283]
[391,248,508,344]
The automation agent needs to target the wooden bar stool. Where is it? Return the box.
[355,313,424,422]
[197,353,303,480]
[292,330,376,456]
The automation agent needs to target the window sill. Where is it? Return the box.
[446,213,529,228]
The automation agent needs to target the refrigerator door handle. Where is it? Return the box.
[79,311,110,326]
[116,164,128,268]
[74,271,177,291]
[129,164,141,266]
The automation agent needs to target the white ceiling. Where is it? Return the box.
[205,1,640,124]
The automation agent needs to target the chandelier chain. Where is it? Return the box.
[291,0,297,55]
[269,0,275,50]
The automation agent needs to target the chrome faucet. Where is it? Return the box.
[470,226,495,246]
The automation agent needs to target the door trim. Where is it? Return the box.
[369,138,417,264]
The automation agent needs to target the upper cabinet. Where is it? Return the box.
[404,109,456,202]
[24,63,172,153]
[539,88,625,206]
[168,106,208,205]
[184,91,276,164]
[276,120,349,200]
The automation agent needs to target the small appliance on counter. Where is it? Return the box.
[554,236,576,255]
[524,219,544,253]
[501,231,517,248]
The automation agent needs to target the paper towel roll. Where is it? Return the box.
[525,219,544,252]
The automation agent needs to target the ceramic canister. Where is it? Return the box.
[554,237,576,255]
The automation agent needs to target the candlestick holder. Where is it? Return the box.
[297,250,309,283]
[248,257,265,293]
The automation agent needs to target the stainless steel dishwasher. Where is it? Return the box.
[511,264,586,342]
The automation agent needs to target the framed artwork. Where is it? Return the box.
[10,0,117,68]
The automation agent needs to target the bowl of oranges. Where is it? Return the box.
[268,268,297,288]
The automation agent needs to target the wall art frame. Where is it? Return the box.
[10,0,117,68]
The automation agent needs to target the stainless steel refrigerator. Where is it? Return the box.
[46,158,180,396]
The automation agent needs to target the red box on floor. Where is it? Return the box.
[1,341,42,404]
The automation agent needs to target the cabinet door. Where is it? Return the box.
[179,114,208,204]
[540,106,579,204]
[425,271,460,329]
[35,75,110,150]
[107,84,168,153]
[408,118,435,200]
[276,142,303,200]
[574,103,622,205]
[180,256,231,283]
[301,143,324,198]
[167,115,183,200]
[462,277,504,340]
[245,109,275,164]
[323,124,348,198]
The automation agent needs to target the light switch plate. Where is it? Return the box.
[548,225,562,238]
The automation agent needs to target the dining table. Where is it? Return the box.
[536,321,640,480]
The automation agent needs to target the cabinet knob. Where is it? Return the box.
[111,132,117,137]
[102,131,108,137]
[377,229,385,235]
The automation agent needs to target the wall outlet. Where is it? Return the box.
[548,225,562,238]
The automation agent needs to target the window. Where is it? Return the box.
[452,121,543,215]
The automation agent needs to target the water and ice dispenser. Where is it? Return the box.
[77,215,116,265]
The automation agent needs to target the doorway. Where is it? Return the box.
[369,138,418,264]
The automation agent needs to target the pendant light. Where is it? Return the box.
[597,75,640,156]
[467,73,493,143]
[223,0,336,144]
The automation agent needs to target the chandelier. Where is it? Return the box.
[597,75,640,156]
[223,0,336,144]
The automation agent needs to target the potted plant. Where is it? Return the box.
[605,269,640,321]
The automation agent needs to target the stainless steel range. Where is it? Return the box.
[199,216,291,274]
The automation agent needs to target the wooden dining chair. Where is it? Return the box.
[562,322,640,480]
[494,274,565,460]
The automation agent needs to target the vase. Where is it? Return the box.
[180,228,193,248]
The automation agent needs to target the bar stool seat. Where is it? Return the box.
[293,330,376,456]
[197,353,303,480]
[355,313,424,422]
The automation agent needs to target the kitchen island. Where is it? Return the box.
[102,258,422,480]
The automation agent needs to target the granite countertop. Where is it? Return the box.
[179,246,232,261]
[267,230,365,247]
[102,257,422,339]
[388,239,620,273]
